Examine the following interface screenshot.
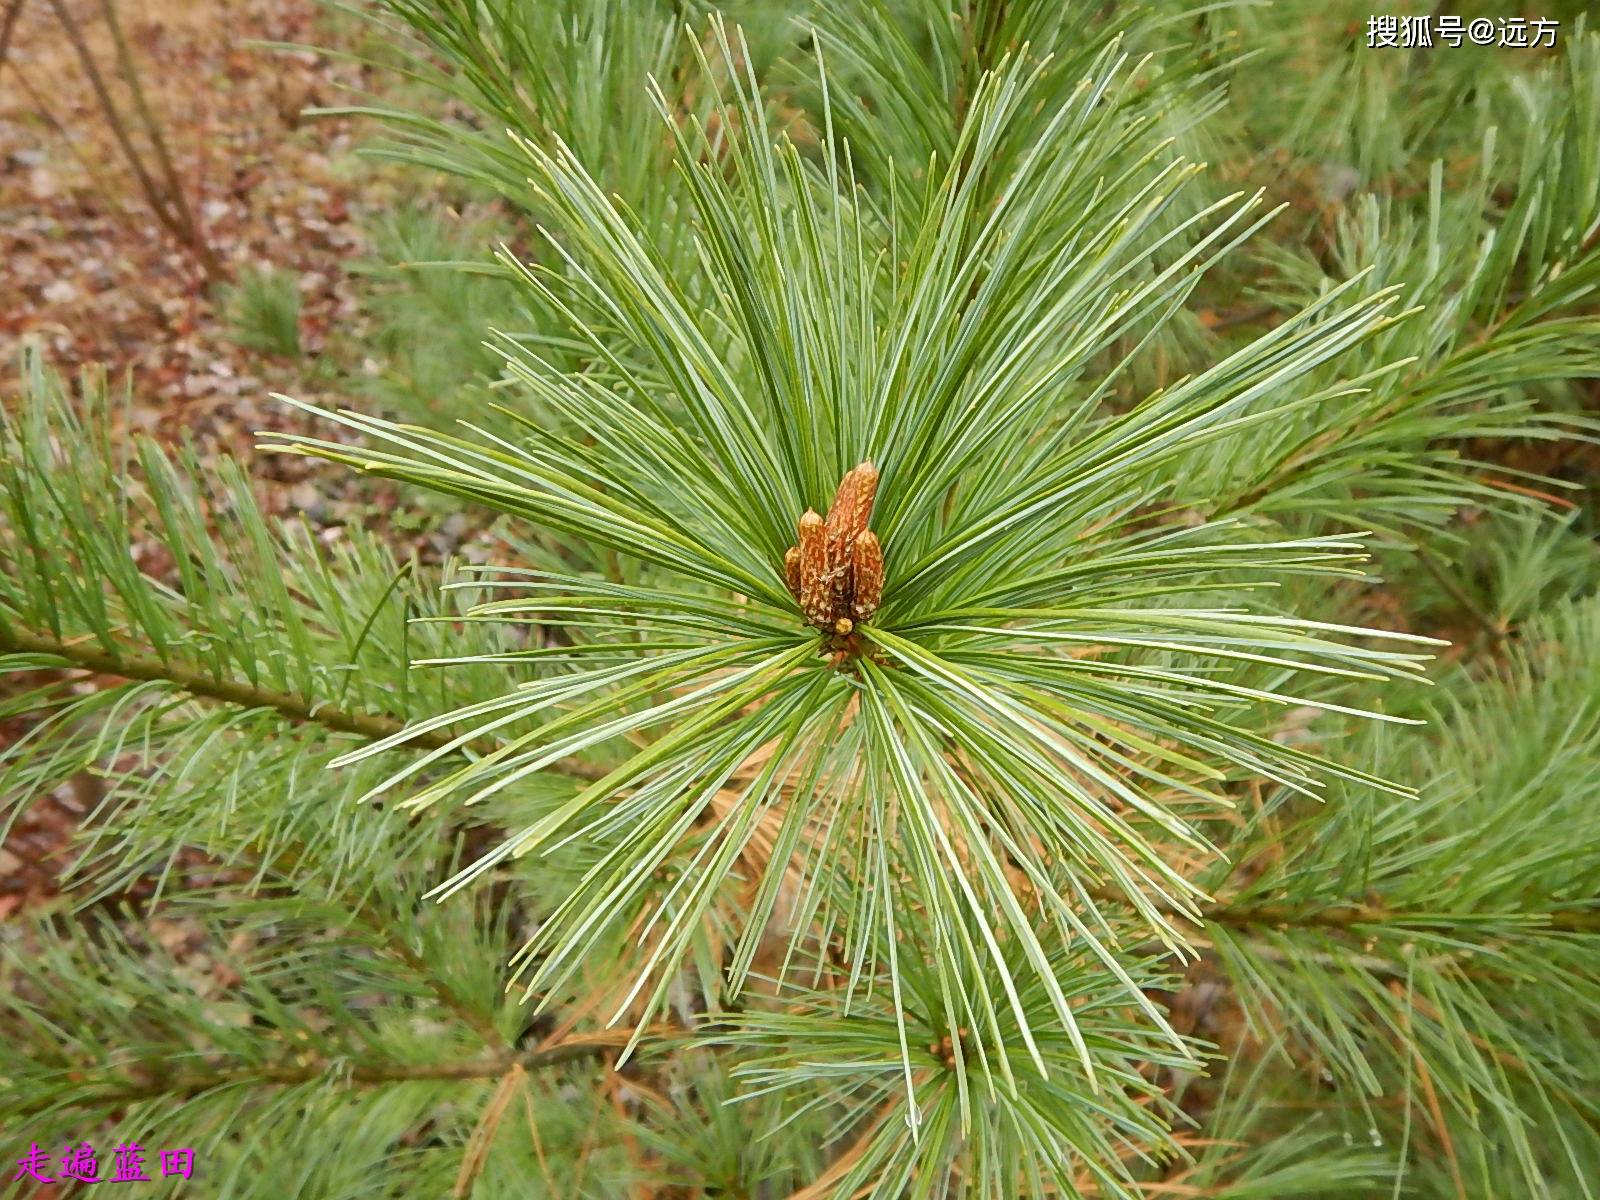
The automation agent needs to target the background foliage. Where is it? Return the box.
[3,1,1598,1197]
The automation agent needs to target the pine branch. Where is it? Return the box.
[4,1028,666,1120]
[1087,886,1600,937]
[1202,898,1600,936]
[0,623,607,783]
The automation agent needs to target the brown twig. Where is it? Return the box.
[46,0,179,231]
[44,0,224,283]
[94,0,223,281]
[603,1058,657,1200]
[453,1063,528,1199]
[0,0,27,84]
[567,1071,611,1200]
[1394,980,1467,1200]
[519,1077,562,1196]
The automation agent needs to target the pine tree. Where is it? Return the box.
[3,2,1599,1197]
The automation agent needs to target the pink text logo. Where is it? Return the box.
[14,1142,195,1184]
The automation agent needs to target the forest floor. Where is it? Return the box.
[2,0,370,446]
[0,0,512,916]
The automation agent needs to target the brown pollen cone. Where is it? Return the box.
[796,510,830,627]
[782,462,884,633]
[824,461,877,618]
[850,530,883,621]
[825,462,878,559]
